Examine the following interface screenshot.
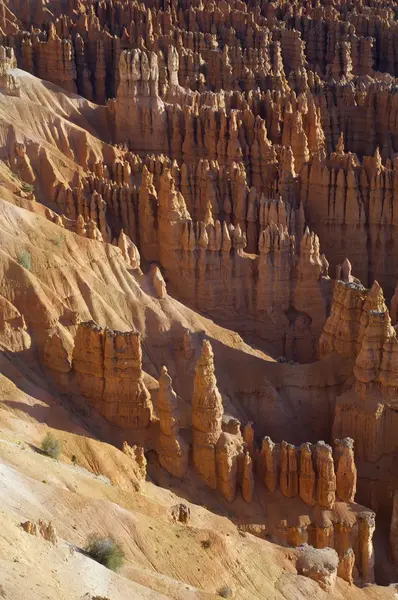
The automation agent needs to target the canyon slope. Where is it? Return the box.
[0,0,398,598]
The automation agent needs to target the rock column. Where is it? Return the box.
[157,366,188,478]
[192,340,223,490]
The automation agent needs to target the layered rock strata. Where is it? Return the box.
[191,339,224,490]
[318,277,398,523]
[157,366,188,478]
[259,434,373,584]
[70,321,153,428]
[259,436,356,509]
[191,339,253,502]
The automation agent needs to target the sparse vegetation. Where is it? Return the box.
[85,536,125,572]
[16,250,32,271]
[21,182,34,193]
[217,587,233,599]
[201,538,212,550]
[71,454,77,464]
[41,432,62,459]
[53,233,65,247]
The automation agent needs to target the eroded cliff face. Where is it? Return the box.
[254,433,374,586]
[3,0,398,362]
[1,0,398,593]
[320,280,398,468]
[46,321,153,428]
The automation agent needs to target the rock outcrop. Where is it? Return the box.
[21,520,58,545]
[2,0,397,590]
[259,436,358,510]
[296,546,339,592]
[192,340,223,490]
[390,491,398,565]
[191,339,253,502]
[334,438,357,503]
[157,366,188,479]
[122,441,147,482]
[71,322,153,428]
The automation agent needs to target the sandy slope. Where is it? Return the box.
[0,366,395,600]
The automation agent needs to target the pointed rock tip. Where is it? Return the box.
[369,280,383,296]
[201,339,213,358]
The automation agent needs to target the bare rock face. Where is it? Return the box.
[279,441,298,499]
[337,548,355,585]
[296,545,339,592]
[192,340,223,490]
[3,2,398,591]
[43,332,72,377]
[0,46,20,96]
[157,366,188,479]
[150,264,167,299]
[298,443,316,506]
[171,503,190,524]
[216,431,245,503]
[242,422,255,458]
[260,437,279,493]
[329,279,398,497]
[315,442,336,510]
[21,520,39,536]
[241,451,254,504]
[72,322,152,428]
[259,436,341,510]
[358,512,376,584]
[21,520,58,545]
[390,490,398,565]
[320,280,387,360]
[122,442,147,481]
[115,49,167,152]
[34,23,77,93]
[334,438,357,503]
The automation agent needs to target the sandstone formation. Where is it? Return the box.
[192,339,223,490]
[122,441,147,481]
[171,503,190,525]
[296,545,339,592]
[157,366,188,479]
[259,436,359,511]
[322,279,398,468]
[390,491,398,565]
[1,0,398,595]
[191,339,254,503]
[241,451,254,504]
[70,322,153,428]
[334,438,357,503]
[337,548,355,585]
[21,520,58,545]
[7,0,398,359]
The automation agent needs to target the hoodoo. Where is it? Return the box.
[0,0,397,597]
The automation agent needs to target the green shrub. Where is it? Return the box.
[218,586,233,598]
[41,432,62,459]
[53,234,65,247]
[21,182,34,193]
[16,250,32,271]
[85,536,124,572]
